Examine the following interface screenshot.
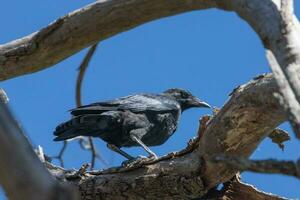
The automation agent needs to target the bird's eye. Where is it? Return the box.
[181,93,189,99]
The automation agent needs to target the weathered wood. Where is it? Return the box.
[0,101,79,200]
[213,155,300,179]
[228,0,300,138]
[0,0,219,81]
[0,89,8,103]
[219,175,288,200]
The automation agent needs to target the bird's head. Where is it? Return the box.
[163,88,211,111]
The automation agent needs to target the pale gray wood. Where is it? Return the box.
[0,89,8,103]
[0,0,219,81]
[0,101,79,200]
[227,0,300,138]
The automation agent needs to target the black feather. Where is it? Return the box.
[54,88,210,158]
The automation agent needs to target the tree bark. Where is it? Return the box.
[0,101,79,200]
[218,175,288,200]
[0,0,219,81]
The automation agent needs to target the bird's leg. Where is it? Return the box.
[106,143,134,160]
[130,135,158,159]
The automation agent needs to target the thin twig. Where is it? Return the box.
[76,44,98,169]
[87,137,97,169]
[55,43,107,169]
[212,154,300,179]
[75,43,108,169]
[53,141,68,167]
[75,44,98,107]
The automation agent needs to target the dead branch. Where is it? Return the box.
[75,43,106,169]
[75,43,107,169]
[0,0,219,81]
[75,44,98,107]
[266,50,300,138]
[53,141,68,167]
[0,89,8,103]
[219,175,288,200]
[0,101,79,200]
[228,0,300,138]
[212,155,300,179]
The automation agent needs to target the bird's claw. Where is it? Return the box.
[122,155,157,167]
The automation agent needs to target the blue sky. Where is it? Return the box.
[0,1,299,199]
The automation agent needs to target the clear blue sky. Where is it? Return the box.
[1,1,299,199]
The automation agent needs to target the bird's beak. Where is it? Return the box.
[191,98,211,108]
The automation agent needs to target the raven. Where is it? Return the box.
[54,88,210,159]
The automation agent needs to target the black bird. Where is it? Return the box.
[54,88,210,160]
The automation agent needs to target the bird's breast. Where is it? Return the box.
[141,111,180,146]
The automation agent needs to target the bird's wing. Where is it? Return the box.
[70,94,179,116]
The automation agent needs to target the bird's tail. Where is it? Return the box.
[53,112,122,141]
[54,115,101,141]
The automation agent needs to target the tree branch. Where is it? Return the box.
[212,155,300,179]
[0,0,219,81]
[53,140,68,167]
[75,44,98,107]
[0,89,8,103]
[75,43,108,169]
[0,101,79,200]
[226,0,300,138]
[219,175,288,200]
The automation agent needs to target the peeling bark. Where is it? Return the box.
[219,175,288,200]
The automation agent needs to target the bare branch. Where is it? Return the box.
[0,101,79,200]
[212,155,300,179]
[219,175,288,200]
[53,141,68,167]
[0,89,9,103]
[266,50,300,138]
[75,44,98,107]
[0,0,219,81]
[227,0,300,138]
[75,43,107,169]
[75,44,100,170]
[55,43,108,169]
